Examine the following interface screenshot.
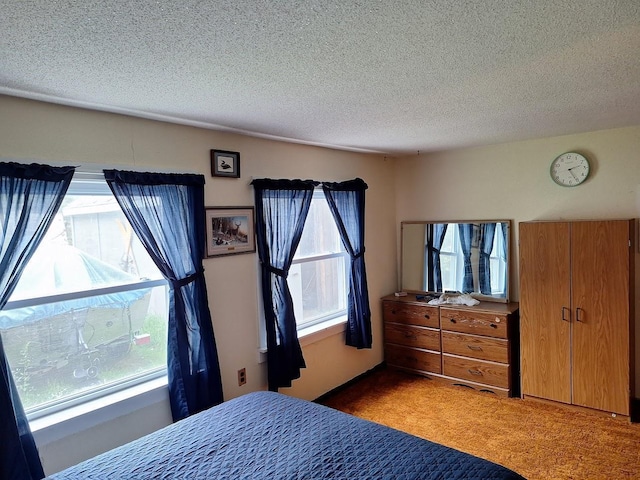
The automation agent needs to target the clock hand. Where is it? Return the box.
[568,167,579,181]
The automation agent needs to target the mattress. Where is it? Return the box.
[47,391,525,479]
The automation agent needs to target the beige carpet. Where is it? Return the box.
[318,368,640,480]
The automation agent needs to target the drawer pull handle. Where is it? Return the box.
[391,310,397,314]
[490,324,498,329]
[467,345,483,351]
[468,369,483,376]
[450,319,457,324]
[424,314,430,319]
[403,332,416,339]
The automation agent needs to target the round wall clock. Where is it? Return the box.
[550,152,590,187]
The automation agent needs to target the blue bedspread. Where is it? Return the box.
[47,391,525,479]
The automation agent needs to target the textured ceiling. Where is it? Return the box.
[1,1,639,155]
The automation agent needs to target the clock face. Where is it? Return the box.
[550,152,590,187]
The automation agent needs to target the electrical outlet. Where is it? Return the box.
[237,368,247,386]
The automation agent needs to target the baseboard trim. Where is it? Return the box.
[313,362,386,404]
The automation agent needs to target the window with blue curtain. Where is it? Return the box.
[104,169,223,420]
[3,173,170,420]
[426,223,448,292]
[0,161,75,480]
[252,177,372,391]
[479,223,497,294]
[500,222,509,296]
[252,178,318,391]
[457,223,475,293]
[322,178,372,349]
[289,191,349,331]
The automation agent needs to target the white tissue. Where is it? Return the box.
[427,293,480,306]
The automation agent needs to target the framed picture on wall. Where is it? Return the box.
[205,207,255,257]
[211,150,240,178]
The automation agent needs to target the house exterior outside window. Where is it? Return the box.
[288,192,348,331]
[0,178,168,419]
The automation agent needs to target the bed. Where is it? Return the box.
[46,391,525,479]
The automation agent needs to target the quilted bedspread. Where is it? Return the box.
[47,391,525,479]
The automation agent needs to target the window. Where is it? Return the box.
[440,223,507,294]
[439,226,462,292]
[0,175,168,419]
[489,222,507,295]
[287,192,348,331]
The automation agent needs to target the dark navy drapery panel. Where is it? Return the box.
[479,223,496,294]
[500,222,508,296]
[252,178,317,391]
[425,225,434,291]
[426,223,448,292]
[104,169,223,421]
[322,179,372,349]
[458,223,474,293]
[0,162,75,480]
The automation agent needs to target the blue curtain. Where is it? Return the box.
[425,225,434,291]
[322,178,372,349]
[500,222,509,296]
[104,169,223,421]
[458,223,474,293]
[426,223,448,292]
[478,223,497,294]
[0,162,75,480]
[252,178,317,391]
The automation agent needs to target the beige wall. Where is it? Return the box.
[3,92,639,471]
[394,124,640,394]
[0,94,397,473]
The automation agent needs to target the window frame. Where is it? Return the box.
[488,223,507,295]
[439,226,463,292]
[290,250,349,330]
[2,171,170,420]
[290,190,349,332]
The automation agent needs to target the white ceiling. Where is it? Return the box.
[1,1,639,155]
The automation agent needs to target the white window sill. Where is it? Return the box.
[298,315,347,346]
[30,376,169,445]
[257,316,347,364]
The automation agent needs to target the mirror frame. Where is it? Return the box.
[400,220,511,303]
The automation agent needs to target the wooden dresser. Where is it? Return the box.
[383,294,520,397]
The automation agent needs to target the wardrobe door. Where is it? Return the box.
[519,222,571,403]
[571,220,631,415]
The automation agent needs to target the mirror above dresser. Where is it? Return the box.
[400,220,511,303]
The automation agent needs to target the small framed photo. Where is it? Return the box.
[211,150,240,178]
[205,207,255,257]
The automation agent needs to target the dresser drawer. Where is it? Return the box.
[440,309,508,339]
[441,331,509,364]
[383,301,439,328]
[385,323,440,351]
[386,344,442,374]
[443,354,509,389]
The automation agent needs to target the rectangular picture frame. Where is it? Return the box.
[205,206,255,257]
[211,149,240,178]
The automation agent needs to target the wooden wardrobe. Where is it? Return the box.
[519,220,635,416]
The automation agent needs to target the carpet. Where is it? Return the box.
[318,368,640,480]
